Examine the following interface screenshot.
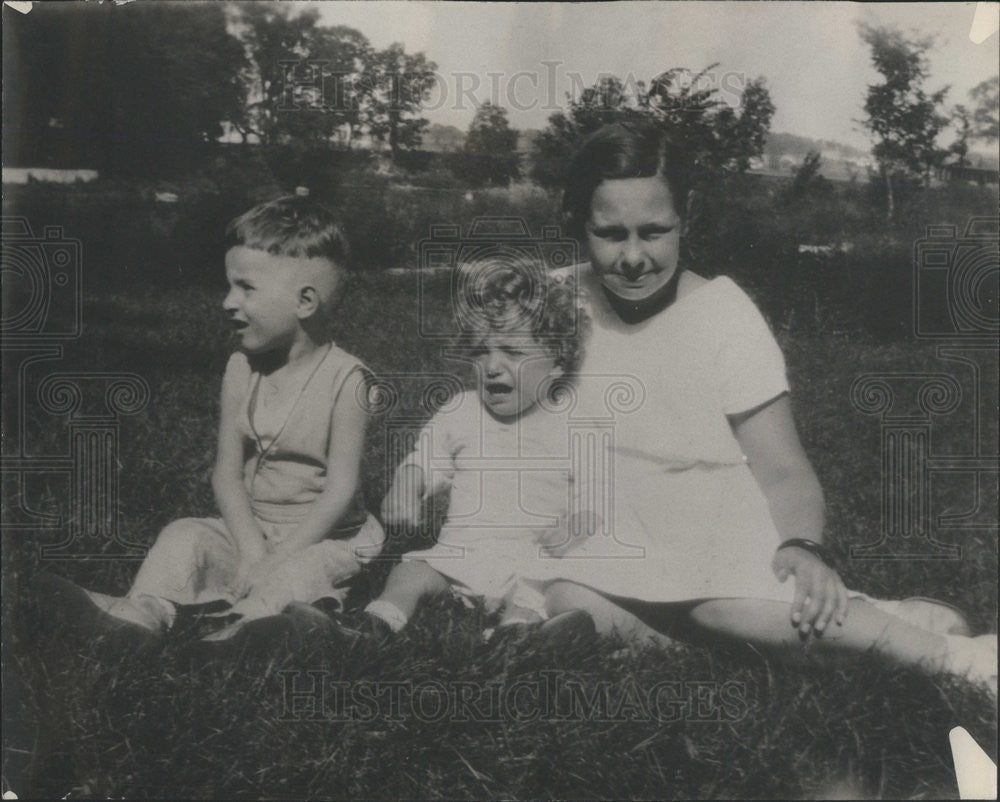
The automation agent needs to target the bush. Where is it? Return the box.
[4,153,995,336]
[682,173,997,338]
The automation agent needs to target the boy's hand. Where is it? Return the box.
[772,546,848,636]
[230,557,257,600]
[233,553,289,599]
[538,512,600,557]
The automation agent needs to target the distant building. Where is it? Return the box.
[2,167,98,184]
[934,163,1000,186]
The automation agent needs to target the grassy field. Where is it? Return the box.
[4,271,998,799]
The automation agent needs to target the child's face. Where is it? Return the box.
[585,175,683,304]
[471,333,562,419]
[223,246,303,355]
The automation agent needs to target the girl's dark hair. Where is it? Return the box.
[562,119,692,238]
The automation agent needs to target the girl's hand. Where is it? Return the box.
[772,546,848,636]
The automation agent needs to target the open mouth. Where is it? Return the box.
[230,319,249,332]
[484,381,513,396]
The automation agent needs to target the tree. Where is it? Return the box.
[949,105,971,168]
[530,68,775,190]
[711,77,776,172]
[530,76,645,188]
[461,102,521,186]
[858,23,949,218]
[4,3,246,173]
[646,66,774,174]
[969,75,999,142]
[788,150,828,199]
[358,43,437,158]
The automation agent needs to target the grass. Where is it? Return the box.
[3,272,997,799]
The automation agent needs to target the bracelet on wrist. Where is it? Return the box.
[776,538,838,570]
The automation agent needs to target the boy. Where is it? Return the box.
[43,195,383,643]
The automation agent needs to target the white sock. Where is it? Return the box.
[364,600,408,632]
[122,593,175,630]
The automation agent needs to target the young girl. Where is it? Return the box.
[521,119,996,695]
[45,195,384,641]
[322,256,596,639]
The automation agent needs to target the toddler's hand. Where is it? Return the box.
[539,512,600,557]
[772,546,848,637]
[381,485,424,533]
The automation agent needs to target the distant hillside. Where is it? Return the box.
[760,131,998,181]
[422,123,465,152]
[759,132,873,182]
[764,132,869,162]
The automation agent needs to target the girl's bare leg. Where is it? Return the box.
[544,580,673,648]
[687,597,952,667]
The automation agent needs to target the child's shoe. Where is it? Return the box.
[942,633,998,697]
[32,574,163,654]
[40,574,163,633]
[487,610,598,663]
[186,603,341,662]
[325,609,395,646]
[536,609,597,649]
[170,600,241,641]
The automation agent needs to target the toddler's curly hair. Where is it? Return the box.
[455,252,588,376]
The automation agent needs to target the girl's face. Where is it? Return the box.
[585,175,683,304]
[471,332,563,419]
[223,246,302,355]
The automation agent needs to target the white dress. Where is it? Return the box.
[400,390,584,600]
[520,269,799,603]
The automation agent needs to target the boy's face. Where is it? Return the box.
[223,246,305,355]
[471,332,563,419]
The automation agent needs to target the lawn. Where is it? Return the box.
[3,272,997,799]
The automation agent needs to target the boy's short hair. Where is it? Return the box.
[456,251,588,375]
[226,194,350,267]
[226,195,351,312]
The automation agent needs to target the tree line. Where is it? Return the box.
[4,3,437,172]
[4,3,997,213]
[858,23,998,218]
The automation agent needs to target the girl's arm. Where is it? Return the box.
[271,369,369,556]
[730,394,849,635]
[212,362,268,566]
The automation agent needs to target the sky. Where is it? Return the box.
[304,1,999,152]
